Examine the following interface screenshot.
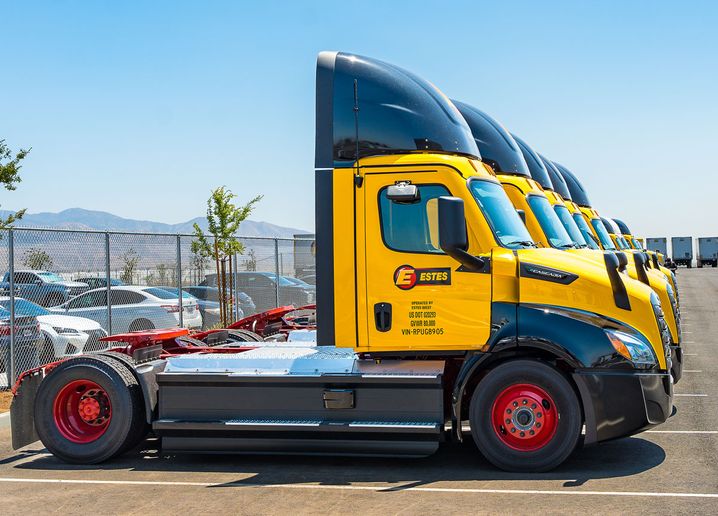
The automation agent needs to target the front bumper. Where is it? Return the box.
[671,345,683,383]
[573,369,673,445]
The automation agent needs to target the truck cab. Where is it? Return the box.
[11,51,673,473]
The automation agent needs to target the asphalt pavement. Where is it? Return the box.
[0,268,716,514]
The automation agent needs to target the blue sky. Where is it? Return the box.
[1,1,716,237]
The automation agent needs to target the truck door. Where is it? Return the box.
[363,172,492,352]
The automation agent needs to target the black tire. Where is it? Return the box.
[128,319,155,332]
[226,329,263,342]
[469,359,582,472]
[40,334,56,364]
[34,355,145,464]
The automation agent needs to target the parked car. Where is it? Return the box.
[283,276,316,290]
[296,273,316,285]
[201,272,315,313]
[0,297,107,363]
[156,287,232,330]
[74,277,125,290]
[0,306,40,379]
[49,286,202,333]
[184,285,257,316]
[0,270,88,307]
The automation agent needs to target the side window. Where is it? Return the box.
[110,290,145,306]
[15,273,36,284]
[68,293,97,309]
[379,184,450,253]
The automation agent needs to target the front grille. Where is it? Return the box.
[83,329,109,353]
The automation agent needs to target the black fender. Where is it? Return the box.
[99,352,166,424]
[451,303,636,443]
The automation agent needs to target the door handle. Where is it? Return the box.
[374,302,392,332]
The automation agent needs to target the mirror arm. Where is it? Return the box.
[445,248,486,272]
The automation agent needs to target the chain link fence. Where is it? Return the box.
[0,228,315,387]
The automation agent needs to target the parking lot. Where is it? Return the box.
[0,268,716,514]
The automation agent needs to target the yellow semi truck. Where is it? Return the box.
[11,52,673,473]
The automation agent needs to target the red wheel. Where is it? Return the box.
[53,379,112,444]
[470,360,581,472]
[35,356,146,464]
[490,383,558,452]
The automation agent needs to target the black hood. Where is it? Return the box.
[553,161,592,207]
[512,135,553,190]
[315,51,479,169]
[452,101,530,176]
[537,155,572,200]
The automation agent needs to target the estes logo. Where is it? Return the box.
[394,265,451,290]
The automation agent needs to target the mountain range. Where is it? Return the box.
[0,208,309,238]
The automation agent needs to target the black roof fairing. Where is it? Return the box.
[315,51,479,169]
[553,161,592,208]
[612,218,632,235]
[453,101,530,177]
[537,155,572,200]
[512,135,553,190]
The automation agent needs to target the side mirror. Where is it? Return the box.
[516,209,526,224]
[438,196,485,272]
[386,182,420,203]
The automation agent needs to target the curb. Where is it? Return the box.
[0,411,10,429]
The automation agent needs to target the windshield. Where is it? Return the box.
[0,299,49,316]
[571,214,600,249]
[38,272,63,283]
[526,195,575,249]
[469,180,535,249]
[618,236,631,250]
[632,238,643,250]
[590,219,617,250]
[553,205,588,248]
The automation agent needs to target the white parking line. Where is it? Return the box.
[0,477,717,499]
[646,430,718,434]
[684,353,698,356]
[674,394,708,397]
[683,370,702,373]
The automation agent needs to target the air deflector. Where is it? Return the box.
[453,101,530,177]
[315,51,479,169]
[538,156,572,200]
[513,135,553,190]
[554,162,592,207]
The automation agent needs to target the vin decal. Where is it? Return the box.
[394,265,451,290]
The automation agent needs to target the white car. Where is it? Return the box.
[0,297,108,362]
[50,286,202,333]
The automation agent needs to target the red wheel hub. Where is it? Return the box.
[491,383,558,451]
[53,380,112,443]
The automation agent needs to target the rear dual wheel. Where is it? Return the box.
[34,355,146,464]
[470,360,581,472]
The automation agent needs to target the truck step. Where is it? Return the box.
[153,418,441,457]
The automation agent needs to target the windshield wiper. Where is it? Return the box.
[558,243,577,249]
[506,240,537,248]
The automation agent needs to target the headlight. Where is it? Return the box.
[605,329,657,367]
[52,326,81,335]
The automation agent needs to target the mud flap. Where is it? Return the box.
[10,372,42,450]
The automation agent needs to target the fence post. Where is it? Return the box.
[176,235,183,328]
[233,251,239,321]
[274,238,280,308]
[105,232,112,335]
[8,229,15,384]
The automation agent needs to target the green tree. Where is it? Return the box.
[0,140,31,228]
[192,187,262,326]
[22,248,53,270]
[120,248,140,284]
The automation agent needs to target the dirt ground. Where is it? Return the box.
[0,390,12,412]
